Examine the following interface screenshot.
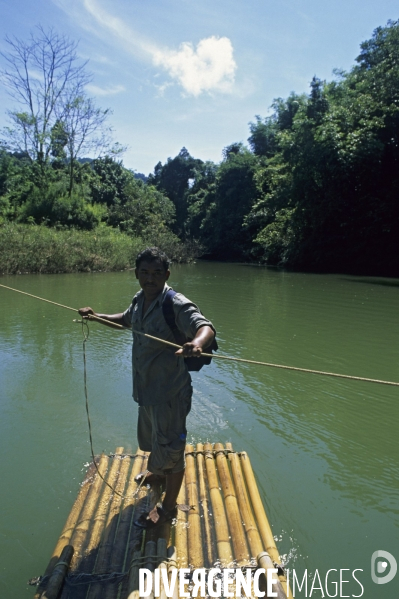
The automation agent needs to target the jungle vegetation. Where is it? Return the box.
[1,21,398,275]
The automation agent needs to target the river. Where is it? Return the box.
[0,262,398,598]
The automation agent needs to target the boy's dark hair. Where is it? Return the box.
[135,247,170,271]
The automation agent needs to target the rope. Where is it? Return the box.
[29,561,263,588]
[65,570,126,586]
[29,570,127,587]
[107,452,140,458]
[1,282,398,387]
[81,319,149,499]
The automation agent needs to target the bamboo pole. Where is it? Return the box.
[166,546,179,599]
[66,450,124,599]
[239,451,289,596]
[126,453,149,555]
[239,452,280,564]
[184,444,203,568]
[225,443,263,559]
[257,552,287,599]
[196,443,215,567]
[68,453,110,571]
[40,545,74,599]
[157,538,168,599]
[174,476,188,571]
[120,453,150,599]
[203,442,233,566]
[81,448,125,578]
[126,549,142,599]
[102,454,132,599]
[60,455,111,599]
[144,540,157,599]
[214,443,249,566]
[34,460,98,599]
[87,448,130,599]
[107,451,146,587]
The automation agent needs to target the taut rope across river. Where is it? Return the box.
[1,282,398,387]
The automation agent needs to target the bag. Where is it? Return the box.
[162,289,218,371]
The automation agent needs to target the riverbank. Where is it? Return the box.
[0,223,199,274]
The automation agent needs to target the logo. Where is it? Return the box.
[371,551,397,585]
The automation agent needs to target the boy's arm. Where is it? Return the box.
[78,307,126,329]
[175,325,215,358]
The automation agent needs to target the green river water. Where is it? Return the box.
[0,262,398,598]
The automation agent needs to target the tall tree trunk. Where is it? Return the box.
[69,158,74,197]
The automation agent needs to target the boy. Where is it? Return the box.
[79,247,215,526]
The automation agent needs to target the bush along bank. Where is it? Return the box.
[0,223,200,275]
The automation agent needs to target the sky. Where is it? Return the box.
[0,0,398,175]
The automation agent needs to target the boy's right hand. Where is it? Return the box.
[78,307,94,318]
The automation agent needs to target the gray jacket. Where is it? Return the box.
[122,285,215,406]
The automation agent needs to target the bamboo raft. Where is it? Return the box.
[33,443,289,599]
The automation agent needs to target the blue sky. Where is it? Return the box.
[0,0,397,175]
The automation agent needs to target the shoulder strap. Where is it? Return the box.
[132,290,142,308]
[162,288,218,371]
[162,289,177,330]
[162,289,187,345]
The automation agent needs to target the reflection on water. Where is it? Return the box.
[1,264,398,598]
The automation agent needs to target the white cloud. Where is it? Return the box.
[86,83,125,96]
[56,0,237,96]
[153,37,237,96]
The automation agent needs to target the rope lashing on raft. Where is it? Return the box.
[107,449,243,458]
[1,282,399,387]
[29,559,281,588]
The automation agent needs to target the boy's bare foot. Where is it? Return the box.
[134,504,178,528]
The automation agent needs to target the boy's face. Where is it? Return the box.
[135,259,170,300]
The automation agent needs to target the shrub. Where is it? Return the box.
[0,223,143,274]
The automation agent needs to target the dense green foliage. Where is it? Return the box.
[244,22,399,275]
[1,21,398,275]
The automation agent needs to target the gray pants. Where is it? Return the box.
[137,395,192,475]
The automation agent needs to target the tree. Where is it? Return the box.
[222,142,244,159]
[60,96,113,196]
[185,161,218,243]
[0,27,87,163]
[107,179,176,238]
[248,116,278,157]
[0,26,115,194]
[211,145,259,260]
[149,148,203,235]
[90,156,133,206]
[306,77,329,123]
